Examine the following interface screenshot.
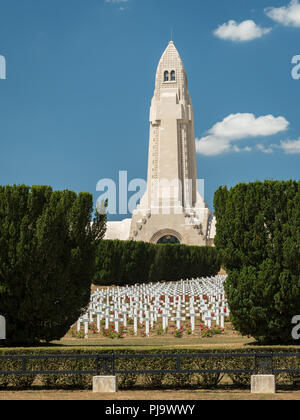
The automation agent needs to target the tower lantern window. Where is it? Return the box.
[164,71,169,82]
[171,70,176,81]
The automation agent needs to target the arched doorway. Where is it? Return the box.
[150,229,182,244]
[157,235,180,244]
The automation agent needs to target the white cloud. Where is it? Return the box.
[256,144,275,154]
[265,0,300,27]
[207,113,289,139]
[214,20,272,42]
[196,113,290,156]
[232,145,252,153]
[280,137,300,153]
[196,136,232,156]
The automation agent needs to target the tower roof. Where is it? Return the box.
[158,41,185,72]
[154,41,189,100]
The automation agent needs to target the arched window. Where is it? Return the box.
[171,70,176,81]
[164,71,169,82]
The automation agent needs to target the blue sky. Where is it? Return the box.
[0,0,299,220]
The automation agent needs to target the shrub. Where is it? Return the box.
[0,347,299,390]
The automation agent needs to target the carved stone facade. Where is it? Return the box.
[105,42,216,245]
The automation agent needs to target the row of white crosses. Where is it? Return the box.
[76,275,230,338]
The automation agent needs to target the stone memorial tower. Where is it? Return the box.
[105,41,216,245]
[128,41,215,245]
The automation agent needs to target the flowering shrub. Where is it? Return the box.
[185,323,192,335]
[156,326,167,336]
[200,326,225,338]
[89,322,98,335]
[172,327,184,338]
[102,323,126,339]
[69,327,85,339]
[127,317,134,325]
[201,328,214,338]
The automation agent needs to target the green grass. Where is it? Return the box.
[53,333,254,348]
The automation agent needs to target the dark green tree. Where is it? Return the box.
[214,180,300,344]
[0,185,106,345]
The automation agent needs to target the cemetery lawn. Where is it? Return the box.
[53,332,254,348]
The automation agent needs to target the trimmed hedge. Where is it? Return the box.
[0,347,299,390]
[93,240,221,286]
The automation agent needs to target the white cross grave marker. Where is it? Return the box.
[132,309,139,336]
[171,310,186,330]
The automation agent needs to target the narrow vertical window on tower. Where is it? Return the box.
[171,70,176,81]
[164,71,169,82]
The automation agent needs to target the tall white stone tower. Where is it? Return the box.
[128,41,215,245]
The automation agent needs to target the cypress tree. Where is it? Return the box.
[214,180,300,344]
[0,185,106,345]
